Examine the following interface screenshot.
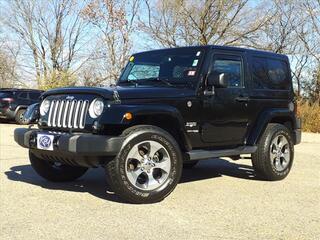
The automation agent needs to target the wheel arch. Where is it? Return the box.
[14,105,28,116]
[129,113,192,152]
[98,104,192,151]
[247,108,297,145]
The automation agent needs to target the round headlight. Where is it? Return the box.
[89,98,104,118]
[40,99,50,116]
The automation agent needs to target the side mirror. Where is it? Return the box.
[23,103,40,124]
[207,72,229,88]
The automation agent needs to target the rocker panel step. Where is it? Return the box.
[186,146,257,161]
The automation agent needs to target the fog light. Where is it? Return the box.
[93,121,99,130]
[92,121,104,133]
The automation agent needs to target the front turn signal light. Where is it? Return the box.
[124,112,133,120]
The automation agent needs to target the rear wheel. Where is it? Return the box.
[15,109,27,124]
[29,151,88,182]
[252,123,294,180]
[105,125,183,204]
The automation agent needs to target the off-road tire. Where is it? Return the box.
[29,151,88,182]
[105,125,183,204]
[252,123,294,181]
[15,109,27,125]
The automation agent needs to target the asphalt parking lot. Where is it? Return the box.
[0,123,319,240]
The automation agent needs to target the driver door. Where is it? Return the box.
[201,51,250,147]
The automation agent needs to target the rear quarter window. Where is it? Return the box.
[252,57,290,90]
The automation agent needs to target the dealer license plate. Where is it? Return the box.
[37,134,54,151]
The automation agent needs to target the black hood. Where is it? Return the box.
[42,86,195,100]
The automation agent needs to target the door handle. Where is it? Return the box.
[235,96,249,102]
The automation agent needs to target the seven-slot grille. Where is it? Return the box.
[47,99,89,129]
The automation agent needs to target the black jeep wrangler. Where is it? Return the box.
[14,46,301,203]
[0,88,43,124]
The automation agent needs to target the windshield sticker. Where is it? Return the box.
[129,56,134,62]
[192,59,198,66]
[188,70,196,76]
[196,51,201,56]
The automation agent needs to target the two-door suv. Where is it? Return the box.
[14,46,301,203]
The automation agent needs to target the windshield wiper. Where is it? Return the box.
[119,78,174,87]
[119,79,139,86]
[156,77,174,87]
[143,77,174,87]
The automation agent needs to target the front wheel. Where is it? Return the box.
[105,125,183,204]
[15,109,27,124]
[29,151,88,182]
[252,123,294,181]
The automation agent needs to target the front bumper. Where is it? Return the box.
[14,128,125,156]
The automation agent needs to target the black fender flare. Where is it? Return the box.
[14,105,28,116]
[99,104,192,151]
[246,108,298,145]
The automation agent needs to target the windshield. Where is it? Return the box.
[118,47,205,86]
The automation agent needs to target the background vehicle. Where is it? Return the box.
[0,88,43,124]
[14,46,301,203]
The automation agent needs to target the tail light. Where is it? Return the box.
[288,101,297,115]
[1,98,14,103]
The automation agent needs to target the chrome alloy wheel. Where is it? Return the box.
[125,140,171,191]
[270,134,290,171]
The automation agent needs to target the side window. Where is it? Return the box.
[211,55,242,87]
[29,92,41,100]
[267,59,290,89]
[18,92,28,99]
[252,57,290,90]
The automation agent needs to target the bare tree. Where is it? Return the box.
[293,0,320,99]
[296,0,320,64]
[263,0,309,96]
[82,0,140,85]
[0,0,319,99]
[243,1,298,53]
[139,0,273,48]
[0,31,26,88]
[300,65,320,104]
[0,49,16,88]
[3,0,90,89]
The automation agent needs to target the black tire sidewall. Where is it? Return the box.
[253,124,295,180]
[109,127,183,203]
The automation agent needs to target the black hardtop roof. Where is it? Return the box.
[212,45,288,58]
[133,45,288,60]
[0,88,43,92]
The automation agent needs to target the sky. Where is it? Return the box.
[0,0,316,89]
